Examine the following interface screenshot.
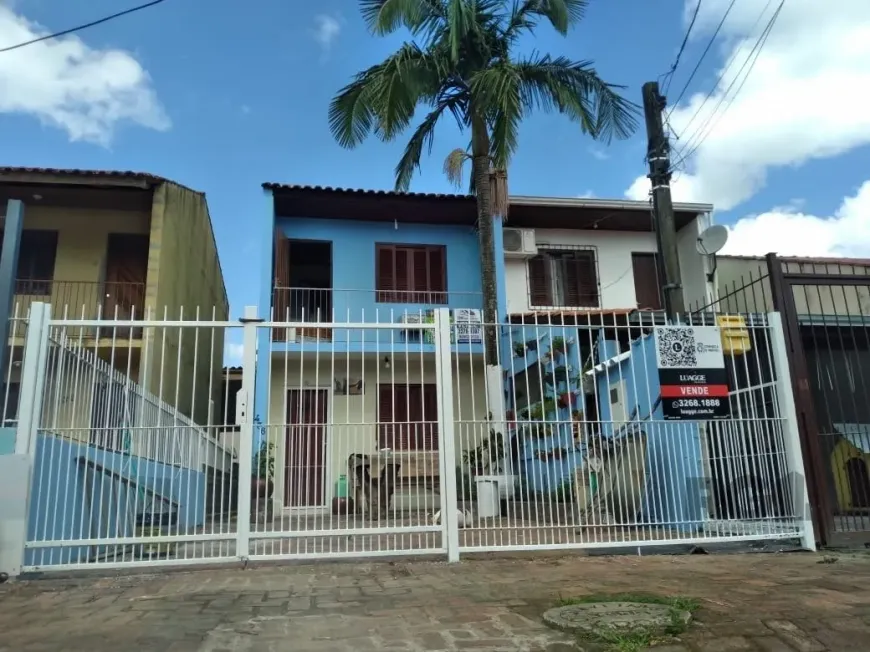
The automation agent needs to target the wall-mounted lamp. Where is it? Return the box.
[383,355,391,369]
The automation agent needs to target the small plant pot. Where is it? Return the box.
[558,393,575,409]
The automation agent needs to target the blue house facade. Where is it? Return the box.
[253,184,504,512]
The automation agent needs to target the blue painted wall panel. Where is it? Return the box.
[25,433,207,567]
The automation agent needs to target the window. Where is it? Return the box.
[376,244,446,304]
[1,381,19,426]
[13,230,58,296]
[527,248,598,308]
[631,253,662,310]
[378,384,439,450]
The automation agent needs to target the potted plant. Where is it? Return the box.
[558,391,576,409]
[513,341,526,358]
[551,336,566,354]
[252,439,275,515]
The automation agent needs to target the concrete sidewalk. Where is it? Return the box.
[1,553,869,651]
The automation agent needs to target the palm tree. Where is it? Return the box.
[329,0,638,361]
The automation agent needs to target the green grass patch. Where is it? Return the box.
[553,593,700,652]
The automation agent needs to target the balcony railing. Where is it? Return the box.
[271,287,483,343]
[13,279,146,338]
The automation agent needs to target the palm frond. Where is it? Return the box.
[468,64,522,167]
[489,168,509,220]
[328,67,380,149]
[444,0,479,62]
[504,0,588,39]
[515,53,639,142]
[443,147,471,188]
[394,102,452,191]
[359,0,446,36]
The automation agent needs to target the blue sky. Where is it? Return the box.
[1,0,869,331]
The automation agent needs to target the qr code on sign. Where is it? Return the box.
[656,327,698,368]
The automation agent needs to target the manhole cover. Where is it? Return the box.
[542,602,690,635]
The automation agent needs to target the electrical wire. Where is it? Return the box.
[0,0,168,54]
[673,0,774,146]
[661,0,703,96]
[666,0,738,119]
[671,0,784,172]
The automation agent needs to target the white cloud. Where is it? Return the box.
[721,179,870,258]
[225,342,244,366]
[312,14,341,57]
[626,1,870,211]
[577,190,596,199]
[0,7,168,145]
[588,147,609,161]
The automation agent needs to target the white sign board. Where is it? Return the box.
[453,309,482,344]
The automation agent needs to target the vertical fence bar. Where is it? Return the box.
[236,306,260,561]
[768,311,816,551]
[15,303,50,457]
[434,308,460,562]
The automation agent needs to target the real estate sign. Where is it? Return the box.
[654,325,730,420]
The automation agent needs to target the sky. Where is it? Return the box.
[1,0,869,363]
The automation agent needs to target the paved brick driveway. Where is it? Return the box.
[1,553,869,651]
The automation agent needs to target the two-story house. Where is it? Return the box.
[255,184,493,513]
[498,195,716,486]
[0,167,229,438]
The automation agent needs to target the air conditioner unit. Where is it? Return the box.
[503,228,537,258]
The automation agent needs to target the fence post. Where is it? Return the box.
[0,302,50,577]
[768,311,817,551]
[434,308,460,562]
[235,305,259,562]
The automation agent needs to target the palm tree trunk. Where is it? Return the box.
[471,115,499,363]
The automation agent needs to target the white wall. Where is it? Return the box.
[677,213,714,311]
[264,353,489,509]
[505,219,713,314]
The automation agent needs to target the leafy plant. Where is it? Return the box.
[329,0,638,361]
[513,341,526,358]
[551,336,566,353]
[253,440,275,479]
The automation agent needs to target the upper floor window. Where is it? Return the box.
[631,252,662,310]
[376,244,447,304]
[527,247,599,308]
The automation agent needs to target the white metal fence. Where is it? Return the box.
[4,303,814,575]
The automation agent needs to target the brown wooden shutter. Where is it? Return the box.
[395,249,410,303]
[272,230,291,340]
[412,248,429,303]
[573,252,599,307]
[377,245,395,302]
[528,255,552,307]
[632,253,663,310]
[428,247,446,303]
[378,384,395,449]
[422,384,439,451]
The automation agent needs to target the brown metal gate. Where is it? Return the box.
[767,254,870,547]
[689,253,870,548]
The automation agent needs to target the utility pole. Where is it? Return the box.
[642,81,684,323]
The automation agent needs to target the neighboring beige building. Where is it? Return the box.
[714,255,870,316]
[0,167,229,427]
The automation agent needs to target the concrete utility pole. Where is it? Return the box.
[642,81,684,323]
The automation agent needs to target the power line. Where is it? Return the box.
[0,0,168,54]
[661,0,703,96]
[670,1,785,172]
[673,0,774,145]
[666,0,738,118]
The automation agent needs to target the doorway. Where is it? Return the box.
[103,234,148,337]
[288,240,332,321]
[284,389,329,507]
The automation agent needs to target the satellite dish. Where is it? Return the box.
[696,224,729,256]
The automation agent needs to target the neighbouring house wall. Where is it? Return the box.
[716,256,870,316]
[265,354,488,509]
[505,229,659,314]
[145,183,229,426]
[13,205,150,320]
[677,214,713,311]
[505,219,713,315]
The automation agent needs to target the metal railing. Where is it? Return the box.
[271,287,483,343]
[14,279,146,328]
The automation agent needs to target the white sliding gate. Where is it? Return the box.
[6,303,814,575]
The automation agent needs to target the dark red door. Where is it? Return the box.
[285,389,328,507]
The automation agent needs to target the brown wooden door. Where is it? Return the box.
[285,389,328,507]
[631,253,663,310]
[104,234,148,320]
